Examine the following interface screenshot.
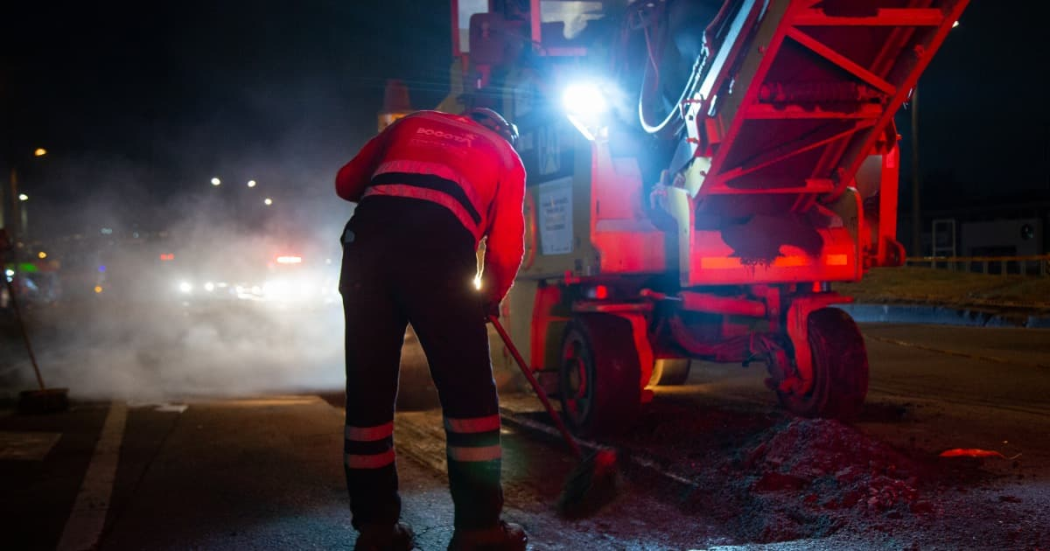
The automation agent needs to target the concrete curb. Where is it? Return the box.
[836,303,1050,329]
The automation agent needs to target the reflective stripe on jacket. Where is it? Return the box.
[335,110,526,303]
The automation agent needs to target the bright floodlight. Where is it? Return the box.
[563,83,608,117]
[247,180,257,188]
[264,198,273,206]
[211,177,221,186]
[18,193,28,201]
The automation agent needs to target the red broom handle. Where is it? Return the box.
[489,315,582,458]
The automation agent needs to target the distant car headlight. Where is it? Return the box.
[263,280,290,299]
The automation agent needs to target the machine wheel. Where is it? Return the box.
[648,359,691,386]
[559,315,642,437]
[777,308,869,420]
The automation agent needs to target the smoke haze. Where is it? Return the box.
[3,187,352,402]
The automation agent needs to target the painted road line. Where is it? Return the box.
[126,401,189,413]
[155,403,188,413]
[56,401,128,551]
[0,431,61,460]
[865,334,1050,370]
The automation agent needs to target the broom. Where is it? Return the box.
[489,315,621,518]
[3,269,68,413]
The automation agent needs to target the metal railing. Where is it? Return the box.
[905,255,1050,277]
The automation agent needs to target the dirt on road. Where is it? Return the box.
[501,388,1048,550]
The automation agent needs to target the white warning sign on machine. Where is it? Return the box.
[538,177,573,255]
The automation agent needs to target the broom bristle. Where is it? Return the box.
[556,448,622,519]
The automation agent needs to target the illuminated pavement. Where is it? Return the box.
[1,319,1048,549]
[0,395,727,550]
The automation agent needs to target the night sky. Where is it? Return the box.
[3,0,451,236]
[2,0,1048,236]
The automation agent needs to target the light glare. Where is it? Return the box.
[211,177,221,186]
[563,83,608,116]
[247,180,257,188]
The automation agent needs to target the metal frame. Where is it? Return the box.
[445,0,969,423]
[931,218,957,260]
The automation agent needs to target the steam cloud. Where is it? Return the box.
[2,178,353,402]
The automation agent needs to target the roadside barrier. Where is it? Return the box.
[905,254,1050,277]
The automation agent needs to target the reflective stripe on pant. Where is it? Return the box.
[445,414,503,529]
[341,196,503,530]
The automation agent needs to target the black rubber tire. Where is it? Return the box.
[559,315,642,437]
[648,359,691,386]
[777,308,869,420]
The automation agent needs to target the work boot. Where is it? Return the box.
[447,521,528,551]
[354,521,415,551]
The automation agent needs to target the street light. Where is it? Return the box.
[210,177,221,186]
[247,180,257,188]
[264,198,273,206]
[5,147,47,234]
[911,20,959,257]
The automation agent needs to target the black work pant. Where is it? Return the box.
[339,196,503,530]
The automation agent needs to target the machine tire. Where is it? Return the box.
[778,308,869,420]
[648,359,691,386]
[559,315,642,437]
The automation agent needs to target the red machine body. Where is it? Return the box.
[447,0,967,434]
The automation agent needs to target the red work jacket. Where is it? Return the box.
[335,110,527,303]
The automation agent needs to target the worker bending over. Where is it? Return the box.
[335,108,527,551]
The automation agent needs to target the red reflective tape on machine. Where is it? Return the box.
[345,422,394,442]
[825,253,849,266]
[444,415,501,434]
[345,449,396,469]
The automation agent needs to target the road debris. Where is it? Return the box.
[939,448,1010,459]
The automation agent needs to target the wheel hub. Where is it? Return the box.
[562,341,590,418]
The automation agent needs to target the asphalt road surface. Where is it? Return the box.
[1,303,1048,550]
